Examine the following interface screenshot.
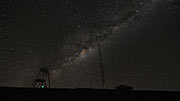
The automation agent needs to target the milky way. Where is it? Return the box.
[0,0,180,91]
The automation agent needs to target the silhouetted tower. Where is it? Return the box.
[98,43,105,89]
[97,0,106,89]
[32,67,50,88]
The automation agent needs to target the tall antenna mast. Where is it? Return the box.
[98,0,106,89]
[98,43,105,89]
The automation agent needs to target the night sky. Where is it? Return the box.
[0,0,180,91]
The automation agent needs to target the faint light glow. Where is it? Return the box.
[41,85,45,88]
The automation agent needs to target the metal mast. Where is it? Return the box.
[98,0,106,89]
[98,43,105,89]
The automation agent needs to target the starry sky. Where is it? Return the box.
[0,0,180,91]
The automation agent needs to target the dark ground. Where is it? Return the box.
[1,87,180,101]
